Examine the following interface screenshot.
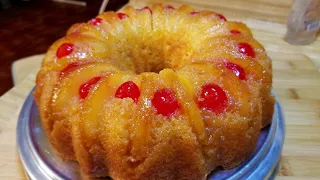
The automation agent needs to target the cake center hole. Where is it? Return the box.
[131,47,171,74]
[126,37,190,74]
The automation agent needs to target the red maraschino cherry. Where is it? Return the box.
[115,81,140,103]
[152,88,180,117]
[198,83,227,114]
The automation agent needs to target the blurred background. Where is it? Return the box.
[0,0,128,96]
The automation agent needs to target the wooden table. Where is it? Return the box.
[1,0,320,179]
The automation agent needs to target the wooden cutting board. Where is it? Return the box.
[0,0,320,179]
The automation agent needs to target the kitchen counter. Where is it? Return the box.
[0,0,320,179]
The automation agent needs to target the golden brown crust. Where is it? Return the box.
[35,4,274,180]
[35,70,77,159]
[261,96,275,128]
[71,114,108,177]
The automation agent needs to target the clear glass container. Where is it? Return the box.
[285,0,320,45]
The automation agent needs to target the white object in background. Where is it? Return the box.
[99,0,109,14]
[52,0,87,7]
[285,0,320,45]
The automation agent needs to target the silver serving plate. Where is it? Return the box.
[17,88,285,180]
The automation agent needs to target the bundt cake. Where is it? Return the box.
[34,4,274,180]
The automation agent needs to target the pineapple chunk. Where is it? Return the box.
[81,71,139,146]
[160,69,205,136]
[50,63,119,120]
[178,64,251,116]
[42,34,122,67]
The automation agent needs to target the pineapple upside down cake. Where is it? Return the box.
[34,4,274,180]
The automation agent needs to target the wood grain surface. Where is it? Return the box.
[0,0,320,179]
